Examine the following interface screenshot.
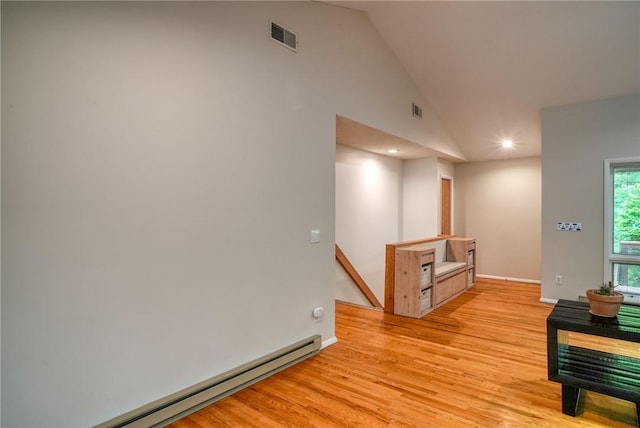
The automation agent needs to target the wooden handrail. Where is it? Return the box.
[386,234,454,248]
[335,244,383,309]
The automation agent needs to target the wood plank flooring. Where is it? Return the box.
[169,279,638,427]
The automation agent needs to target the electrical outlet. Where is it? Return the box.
[310,229,320,243]
[555,275,563,285]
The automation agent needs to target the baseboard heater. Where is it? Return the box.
[95,334,322,428]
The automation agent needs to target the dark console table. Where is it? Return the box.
[547,299,640,426]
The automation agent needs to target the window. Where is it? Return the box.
[605,158,640,295]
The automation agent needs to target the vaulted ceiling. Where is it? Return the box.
[330,1,640,162]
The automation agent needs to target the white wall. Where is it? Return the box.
[402,158,439,240]
[1,2,462,427]
[335,145,403,305]
[541,95,640,301]
[455,157,542,282]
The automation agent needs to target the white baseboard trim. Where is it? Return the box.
[477,274,541,284]
[539,297,558,304]
[321,336,338,349]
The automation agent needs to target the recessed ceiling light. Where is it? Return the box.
[501,139,514,148]
[387,148,400,154]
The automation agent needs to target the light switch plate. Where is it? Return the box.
[310,229,320,243]
[556,221,582,232]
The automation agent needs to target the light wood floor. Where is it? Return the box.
[169,279,638,427]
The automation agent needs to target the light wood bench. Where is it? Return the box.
[433,261,467,306]
[385,235,475,317]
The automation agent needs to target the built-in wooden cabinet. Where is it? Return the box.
[393,245,435,318]
[386,236,477,319]
[447,238,476,287]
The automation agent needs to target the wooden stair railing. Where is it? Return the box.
[335,244,383,309]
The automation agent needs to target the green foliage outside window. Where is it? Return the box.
[613,168,640,287]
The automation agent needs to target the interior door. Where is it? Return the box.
[441,178,451,235]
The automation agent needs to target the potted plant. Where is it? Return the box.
[586,281,624,317]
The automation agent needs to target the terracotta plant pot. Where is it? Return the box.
[586,289,624,317]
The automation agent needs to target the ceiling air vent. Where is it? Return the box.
[412,103,423,119]
[271,21,297,52]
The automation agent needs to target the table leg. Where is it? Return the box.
[561,384,581,416]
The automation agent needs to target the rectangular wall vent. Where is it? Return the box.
[271,21,297,52]
[412,103,423,119]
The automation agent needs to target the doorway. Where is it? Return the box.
[441,178,452,235]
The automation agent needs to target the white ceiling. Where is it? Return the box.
[330,1,640,162]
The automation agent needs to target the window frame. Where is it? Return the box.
[604,157,640,296]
